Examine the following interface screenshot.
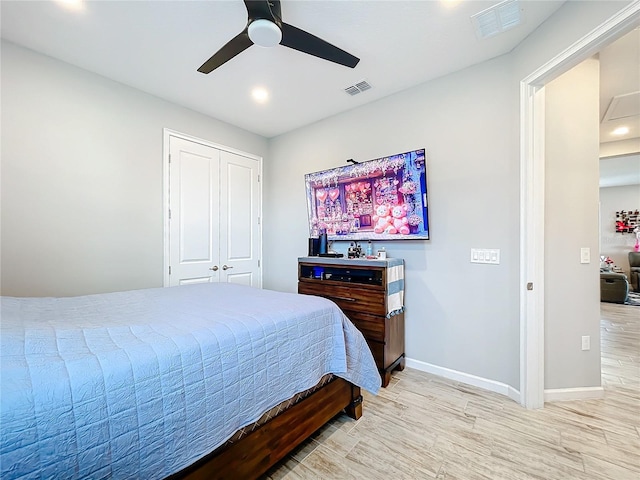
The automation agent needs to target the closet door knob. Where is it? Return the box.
[209,266,219,271]
[222,265,233,270]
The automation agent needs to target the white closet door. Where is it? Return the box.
[219,150,261,287]
[168,136,220,286]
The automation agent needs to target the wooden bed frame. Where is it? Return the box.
[168,377,363,480]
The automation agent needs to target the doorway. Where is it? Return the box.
[520,4,640,408]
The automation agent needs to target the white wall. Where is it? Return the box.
[0,41,268,297]
[600,184,640,276]
[511,0,633,81]
[266,54,521,389]
[544,57,602,390]
[265,1,633,393]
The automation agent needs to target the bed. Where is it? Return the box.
[0,283,381,479]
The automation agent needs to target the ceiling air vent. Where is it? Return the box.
[471,0,522,40]
[355,81,371,92]
[602,91,640,122]
[344,80,372,96]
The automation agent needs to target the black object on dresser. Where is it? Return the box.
[298,257,405,387]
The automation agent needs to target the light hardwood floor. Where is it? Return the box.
[263,303,639,479]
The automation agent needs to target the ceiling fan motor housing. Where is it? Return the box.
[248,19,282,47]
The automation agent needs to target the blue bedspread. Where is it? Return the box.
[0,283,380,479]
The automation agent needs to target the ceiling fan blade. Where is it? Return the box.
[280,23,359,68]
[244,0,280,22]
[198,30,253,74]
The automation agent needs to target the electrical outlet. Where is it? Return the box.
[581,335,590,351]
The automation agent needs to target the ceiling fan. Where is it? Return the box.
[198,0,360,74]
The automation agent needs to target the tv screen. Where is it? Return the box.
[305,149,429,241]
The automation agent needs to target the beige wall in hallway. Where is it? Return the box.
[544,57,602,390]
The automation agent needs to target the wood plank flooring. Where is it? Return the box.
[262,303,639,479]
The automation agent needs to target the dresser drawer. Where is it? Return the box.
[298,283,386,316]
[343,310,386,343]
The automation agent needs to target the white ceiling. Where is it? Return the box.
[1,0,636,186]
[0,0,566,138]
[599,27,640,145]
[598,28,640,188]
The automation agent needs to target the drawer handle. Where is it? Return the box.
[328,295,356,302]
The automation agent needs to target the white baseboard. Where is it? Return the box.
[544,386,604,402]
[405,357,521,404]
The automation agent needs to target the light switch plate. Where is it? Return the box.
[580,247,590,264]
[471,248,500,264]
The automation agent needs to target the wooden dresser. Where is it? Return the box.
[298,257,405,387]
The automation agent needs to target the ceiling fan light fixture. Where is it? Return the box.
[248,19,282,47]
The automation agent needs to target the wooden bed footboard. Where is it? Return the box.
[168,378,362,480]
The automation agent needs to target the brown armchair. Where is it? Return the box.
[630,252,640,293]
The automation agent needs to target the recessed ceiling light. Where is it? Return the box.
[612,126,630,136]
[441,0,461,8]
[54,0,84,11]
[251,87,269,103]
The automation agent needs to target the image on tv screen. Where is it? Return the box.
[305,149,429,241]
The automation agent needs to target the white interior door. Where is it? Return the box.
[166,132,262,288]
[168,136,220,286]
[219,150,261,287]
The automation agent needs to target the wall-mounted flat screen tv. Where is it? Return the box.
[305,149,429,241]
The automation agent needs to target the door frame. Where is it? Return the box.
[162,128,263,288]
[519,4,640,409]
